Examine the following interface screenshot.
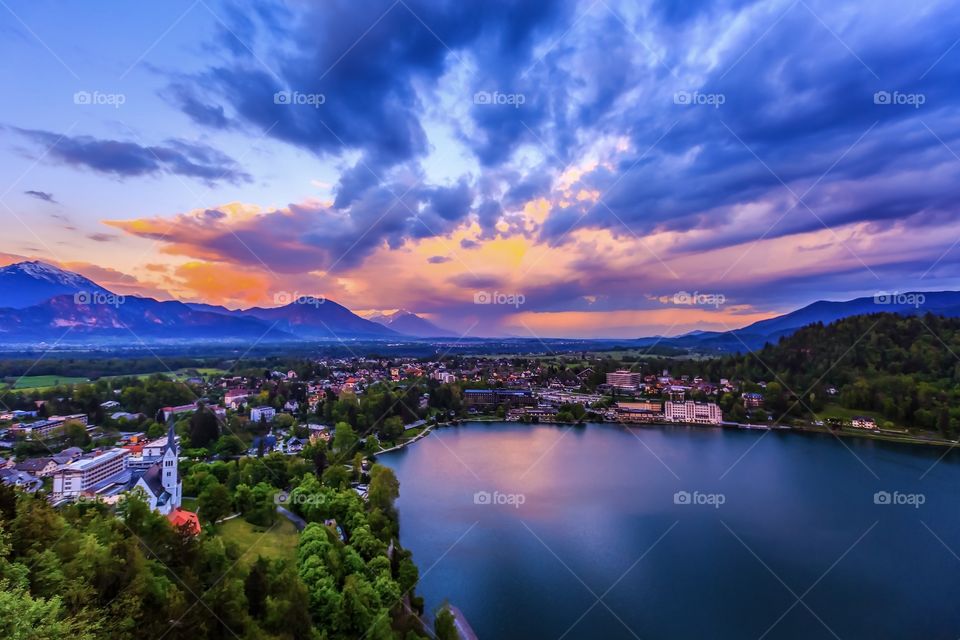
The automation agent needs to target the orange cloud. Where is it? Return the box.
[505,307,777,339]
[168,261,274,306]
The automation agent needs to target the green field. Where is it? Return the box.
[100,367,229,383]
[1,375,89,390]
[217,516,300,565]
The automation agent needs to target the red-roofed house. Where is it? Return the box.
[167,508,201,535]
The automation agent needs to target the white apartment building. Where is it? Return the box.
[52,448,129,498]
[664,401,722,425]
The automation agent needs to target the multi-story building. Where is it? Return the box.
[538,391,603,406]
[664,401,722,425]
[126,433,180,470]
[463,389,535,408]
[52,448,130,498]
[159,404,197,422]
[13,414,88,440]
[606,370,641,390]
[224,389,253,408]
[613,400,665,423]
[742,392,764,408]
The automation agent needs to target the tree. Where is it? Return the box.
[434,605,458,640]
[188,407,220,449]
[244,557,270,620]
[198,483,232,524]
[0,581,98,640]
[62,421,90,447]
[214,435,246,458]
[322,465,350,489]
[937,406,952,438]
[307,443,328,478]
[235,483,276,527]
[368,465,400,515]
[333,422,358,457]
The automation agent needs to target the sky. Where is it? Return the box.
[1,0,960,338]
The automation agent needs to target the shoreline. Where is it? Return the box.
[378,416,960,452]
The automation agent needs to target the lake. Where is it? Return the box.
[381,422,960,639]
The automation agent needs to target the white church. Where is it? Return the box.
[130,419,182,515]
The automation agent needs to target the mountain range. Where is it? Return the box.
[648,291,958,352]
[0,260,957,349]
[366,309,457,337]
[0,261,449,344]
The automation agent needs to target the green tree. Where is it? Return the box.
[198,483,232,524]
[333,422,358,457]
[434,605,458,640]
[368,466,400,515]
[0,581,98,640]
[188,407,220,449]
[214,434,246,457]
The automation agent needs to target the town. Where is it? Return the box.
[0,352,893,503]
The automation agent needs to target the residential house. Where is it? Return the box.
[250,406,276,423]
[15,457,60,478]
[0,468,42,493]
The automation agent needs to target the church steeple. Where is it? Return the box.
[164,417,177,455]
[161,416,181,508]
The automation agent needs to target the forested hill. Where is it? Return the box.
[707,312,960,433]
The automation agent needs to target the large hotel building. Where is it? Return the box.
[52,448,130,498]
[606,370,642,389]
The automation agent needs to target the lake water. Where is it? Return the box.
[380,422,960,639]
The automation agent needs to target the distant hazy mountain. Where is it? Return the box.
[660,291,960,352]
[0,262,397,343]
[368,309,456,337]
[0,294,294,342]
[4,260,960,348]
[242,299,399,339]
[0,260,107,308]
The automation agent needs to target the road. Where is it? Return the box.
[276,505,307,531]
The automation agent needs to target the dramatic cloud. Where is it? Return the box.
[171,0,569,200]
[6,0,960,336]
[10,128,251,185]
[23,190,57,203]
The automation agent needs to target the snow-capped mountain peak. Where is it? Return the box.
[0,260,105,309]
